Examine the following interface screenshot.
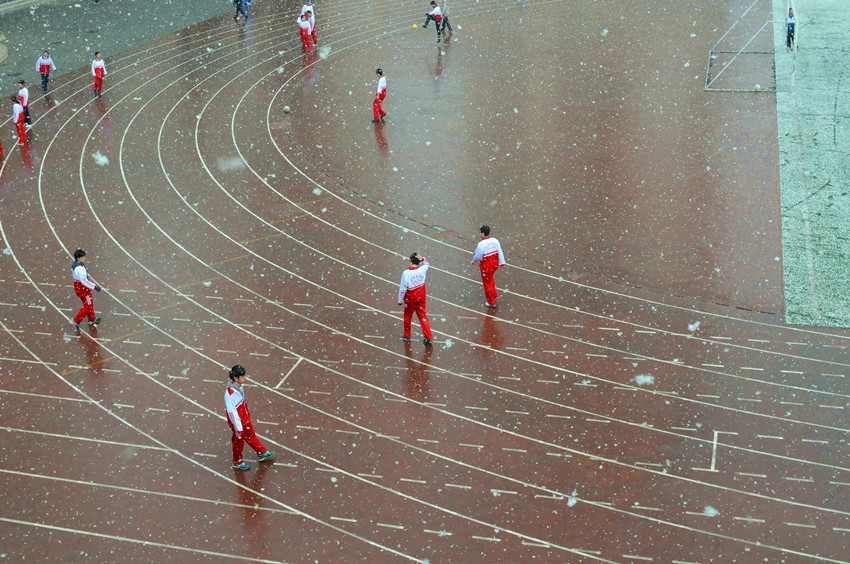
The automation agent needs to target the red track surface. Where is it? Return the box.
[0,0,848,562]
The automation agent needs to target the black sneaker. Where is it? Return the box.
[74,323,81,331]
[423,339,433,346]
[485,303,497,308]
[372,119,380,123]
[89,317,102,326]
[401,336,411,342]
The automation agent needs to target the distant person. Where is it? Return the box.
[36,51,57,92]
[470,225,506,308]
[785,8,796,52]
[91,52,107,97]
[301,0,317,44]
[17,81,32,127]
[11,96,26,145]
[423,1,444,43]
[398,253,434,345]
[233,0,248,21]
[71,249,102,330]
[298,13,312,53]
[440,0,453,35]
[225,365,275,470]
[372,68,387,123]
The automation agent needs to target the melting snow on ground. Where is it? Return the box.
[92,151,109,166]
[216,156,245,171]
[631,374,654,386]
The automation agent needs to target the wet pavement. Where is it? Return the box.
[0,0,848,562]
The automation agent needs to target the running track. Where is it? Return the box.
[0,0,848,562]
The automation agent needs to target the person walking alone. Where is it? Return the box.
[372,68,387,123]
[398,253,434,346]
[91,52,107,97]
[71,249,102,330]
[36,51,57,92]
[233,0,249,21]
[785,8,796,52]
[470,225,506,308]
[225,365,276,470]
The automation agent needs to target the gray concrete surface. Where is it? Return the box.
[0,0,233,80]
[775,0,850,327]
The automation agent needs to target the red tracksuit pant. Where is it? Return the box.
[311,25,317,45]
[94,76,103,95]
[300,29,311,52]
[373,92,386,121]
[480,269,498,306]
[74,289,96,324]
[228,419,267,465]
[15,119,26,145]
[403,301,433,340]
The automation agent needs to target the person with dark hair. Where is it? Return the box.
[225,364,275,470]
[423,1,444,43]
[11,96,26,145]
[91,52,107,97]
[36,51,57,92]
[398,253,434,345]
[71,249,102,330]
[471,225,506,308]
[17,81,32,127]
[297,13,313,53]
[785,8,796,52]
[301,0,317,45]
[372,68,387,124]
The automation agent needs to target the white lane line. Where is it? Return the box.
[276,358,302,388]
[2,427,166,450]
[330,517,357,523]
[0,390,91,402]
[0,357,57,366]
[0,517,284,563]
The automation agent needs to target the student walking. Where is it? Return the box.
[372,68,387,123]
[423,1,444,43]
[225,365,276,470]
[301,0,317,44]
[298,14,313,53]
[17,81,32,127]
[398,253,434,346]
[91,52,107,97]
[36,51,57,92]
[785,8,796,52]
[71,249,102,330]
[11,96,26,145]
[470,225,506,308]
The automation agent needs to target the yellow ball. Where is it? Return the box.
[412,24,417,29]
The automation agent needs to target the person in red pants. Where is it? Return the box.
[11,96,26,145]
[298,13,312,53]
[71,249,102,330]
[471,225,506,308]
[225,364,276,470]
[372,68,387,123]
[398,253,434,345]
[91,52,107,97]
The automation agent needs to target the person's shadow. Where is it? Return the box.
[373,123,389,159]
[403,341,433,403]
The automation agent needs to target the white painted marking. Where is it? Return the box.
[276,358,302,388]
[330,517,357,523]
[400,478,426,484]
[465,406,488,411]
